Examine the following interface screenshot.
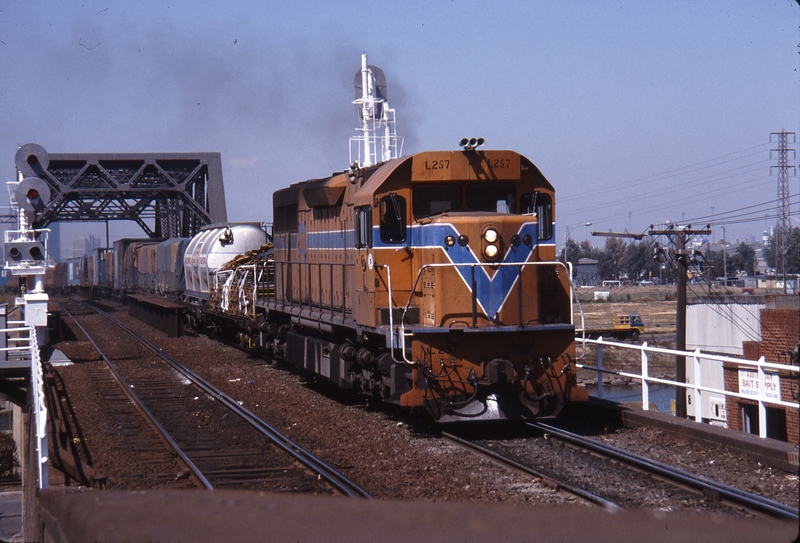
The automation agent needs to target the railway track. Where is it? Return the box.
[442,423,799,519]
[440,432,622,510]
[526,422,799,521]
[55,298,372,498]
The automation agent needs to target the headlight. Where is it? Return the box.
[485,244,498,259]
[484,228,498,243]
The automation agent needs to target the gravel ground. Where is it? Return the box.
[49,298,799,515]
[53,301,579,505]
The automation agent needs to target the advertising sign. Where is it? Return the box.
[738,369,781,401]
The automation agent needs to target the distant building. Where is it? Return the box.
[574,258,599,287]
[71,234,101,258]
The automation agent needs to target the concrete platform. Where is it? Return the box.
[0,491,22,542]
[127,295,184,337]
[33,487,798,543]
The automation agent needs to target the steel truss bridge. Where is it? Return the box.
[14,143,227,238]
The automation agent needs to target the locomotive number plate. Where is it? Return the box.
[412,151,520,181]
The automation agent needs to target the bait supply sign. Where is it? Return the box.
[738,369,781,401]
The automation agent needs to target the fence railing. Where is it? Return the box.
[3,322,47,488]
[576,336,799,439]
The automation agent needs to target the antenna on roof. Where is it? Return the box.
[350,54,403,167]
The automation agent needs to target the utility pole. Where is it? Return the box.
[593,223,711,418]
[722,225,727,286]
[649,224,711,418]
[770,131,795,294]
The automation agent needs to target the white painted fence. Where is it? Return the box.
[3,321,47,489]
[576,337,799,439]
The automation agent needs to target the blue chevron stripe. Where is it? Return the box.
[377,222,544,319]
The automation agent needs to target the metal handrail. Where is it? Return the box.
[394,260,572,364]
[23,325,48,489]
[272,260,355,317]
[577,337,799,438]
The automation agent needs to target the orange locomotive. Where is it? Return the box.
[256,146,587,421]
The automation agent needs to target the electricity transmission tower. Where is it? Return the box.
[770,131,796,294]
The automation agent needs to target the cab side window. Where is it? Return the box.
[355,206,372,248]
[536,193,553,241]
[380,194,406,244]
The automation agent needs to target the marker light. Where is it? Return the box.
[484,244,499,259]
[522,234,532,246]
[484,228,498,243]
[510,234,520,246]
[445,235,456,247]
[457,235,469,246]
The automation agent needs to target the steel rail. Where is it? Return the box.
[441,432,623,511]
[84,300,372,499]
[57,302,214,490]
[527,421,799,521]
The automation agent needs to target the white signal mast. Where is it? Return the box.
[350,54,403,167]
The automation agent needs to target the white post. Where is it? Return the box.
[360,54,373,167]
[641,342,649,410]
[596,340,604,400]
[693,349,703,422]
[757,356,767,438]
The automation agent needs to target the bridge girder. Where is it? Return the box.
[15,144,227,238]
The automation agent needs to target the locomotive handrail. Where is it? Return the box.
[272,260,356,318]
[396,260,572,364]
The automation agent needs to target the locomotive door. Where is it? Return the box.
[353,205,375,326]
[353,194,410,331]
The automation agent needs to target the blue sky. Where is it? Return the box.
[1,0,798,249]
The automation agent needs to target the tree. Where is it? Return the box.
[729,242,755,277]
[596,237,627,280]
[625,241,659,283]
[765,227,800,274]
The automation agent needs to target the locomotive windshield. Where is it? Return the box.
[466,183,515,213]
[412,182,529,219]
[412,184,462,218]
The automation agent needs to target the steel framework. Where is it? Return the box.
[15,143,227,238]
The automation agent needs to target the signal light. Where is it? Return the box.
[27,188,39,200]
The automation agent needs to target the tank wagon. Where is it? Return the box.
[206,148,587,421]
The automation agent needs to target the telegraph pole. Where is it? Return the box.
[593,223,711,418]
[648,224,711,418]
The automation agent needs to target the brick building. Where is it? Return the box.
[723,295,799,443]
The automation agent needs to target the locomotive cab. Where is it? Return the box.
[352,149,587,421]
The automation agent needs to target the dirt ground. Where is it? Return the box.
[572,286,678,382]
